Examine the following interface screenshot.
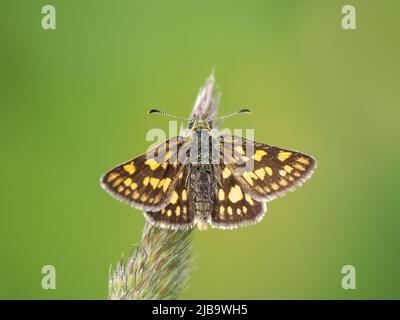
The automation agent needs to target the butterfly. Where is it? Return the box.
[101,74,316,230]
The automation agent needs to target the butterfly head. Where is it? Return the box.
[149,72,251,130]
[188,114,212,131]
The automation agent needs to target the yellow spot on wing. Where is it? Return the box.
[107,172,119,182]
[284,165,293,173]
[271,183,279,191]
[117,185,124,193]
[294,163,306,171]
[245,193,254,206]
[167,209,172,217]
[133,191,140,199]
[252,149,267,161]
[219,189,225,201]
[265,167,273,176]
[150,177,160,189]
[124,178,132,187]
[243,172,254,186]
[182,189,187,201]
[163,178,172,192]
[170,191,179,204]
[242,206,248,214]
[279,170,287,177]
[249,172,258,180]
[255,168,266,180]
[175,206,181,216]
[227,206,233,215]
[143,177,150,186]
[112,177,124,187]
[123,163,136,174]
[278,151,292,161]
[144,159,160,171]
[236,208,241,215]
[257,149,268,156]
[228,185,243,203]
[222,167,232,179]
[279,178,288,187]
[297,156,310,165]
[157,179,165,188]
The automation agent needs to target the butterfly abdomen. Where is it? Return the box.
[188,164,215,228]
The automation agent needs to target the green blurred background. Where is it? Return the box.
[1,0,399,299]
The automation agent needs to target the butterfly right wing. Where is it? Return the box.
[101,137,186,211]
[219,135,316,202]
[210,134,316,229]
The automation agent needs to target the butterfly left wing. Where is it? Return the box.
[219,135,316,202]
[101,137,186,211]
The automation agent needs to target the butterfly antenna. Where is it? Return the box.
[211,109,251,121]
[148,109,190,121]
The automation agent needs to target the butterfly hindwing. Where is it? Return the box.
[211,164,266,229]
[220,135,316,202]
[101,137,185,211]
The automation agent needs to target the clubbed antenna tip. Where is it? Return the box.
[239,108,251,114]
[210,108,252,121]
[148,108,161,114]
[148,109,189,120]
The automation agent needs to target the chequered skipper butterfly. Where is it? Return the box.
[101,74,316,230]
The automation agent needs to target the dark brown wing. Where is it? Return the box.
[219,135,316,202]
[144,166,194,230]
[211,163,266,229]
[101,137,186,211]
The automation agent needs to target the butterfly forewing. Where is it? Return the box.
[220,135,316,202]
[101,137,185,211]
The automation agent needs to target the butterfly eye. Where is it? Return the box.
[188,120,195,129]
